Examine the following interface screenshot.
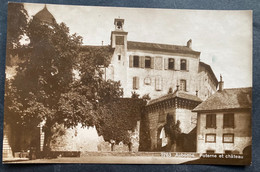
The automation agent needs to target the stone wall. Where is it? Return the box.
[50,121,140,152]
[146,105,197,151]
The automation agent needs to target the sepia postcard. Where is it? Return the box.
[3,2,252,165]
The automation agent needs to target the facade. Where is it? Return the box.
[106,18,218,100]
[193,81,252,154]
[144,90,202,152]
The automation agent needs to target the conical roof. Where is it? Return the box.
[34,5,56,24]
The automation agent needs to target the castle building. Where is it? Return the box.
[106,18,218,100]
[105,18,219,152]
[3,5,221,158]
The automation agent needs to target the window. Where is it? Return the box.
[180,79,186,91]
[168,58,174,70]
[223,113,234,128]
[116,36,124,45]
[145,56,151,68]
[223,134,234,143]
[206,114,216,128]
[206,134,216,143]
[118,55,121,61]
[133,56,139,67]
[155,76,162,91]
[133,76,139,90]
[180,59,187,70]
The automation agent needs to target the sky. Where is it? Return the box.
[23,3,252,88]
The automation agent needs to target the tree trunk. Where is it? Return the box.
[43,122,53,158]
[128,142,132,152]
[111,143,115,151]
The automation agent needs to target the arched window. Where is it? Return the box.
[168,58,174,70]
[180,59,187,70]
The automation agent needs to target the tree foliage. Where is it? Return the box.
[6,3,28,66]
[96,98,146,144]
[5,15,84,152]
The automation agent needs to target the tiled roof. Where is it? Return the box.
[147,90,202,106]
[193,87,252,112]
[199,62,218,86]
[34,6,56,24]
[80,45,115,66]
[127,41,200,56]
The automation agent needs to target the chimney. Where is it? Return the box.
[218,74,224,91]
[187,39,192,49]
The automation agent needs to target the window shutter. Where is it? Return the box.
[175,59,180,70]
[133,77,139,89]
[129,55,133,68]
[231,114,234,128]
[133,77,136,89]
[223,114,227,127]
[155,76,162,91]
[186,79,189,92]
[140,56,145,68]
[164,58,168,70]
[136,77,139,89]
[212,114,216,128]
[206,115,210,128]
[155,56,162,70]
[186,59,189,71]
[150,57,154,69]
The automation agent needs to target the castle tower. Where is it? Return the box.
[34,5,56,25]
[108,18,128,96]
[111,18,128,48]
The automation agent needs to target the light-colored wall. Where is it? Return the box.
[197,69,217,100]
[107,40,217,100]
[176,109,197,134]
[124,50,200,99]
[50,122,140,152]
[197,111,252,154]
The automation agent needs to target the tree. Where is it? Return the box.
[7,16,83,154]
[96,98,146,151]
[6,3,28,66]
